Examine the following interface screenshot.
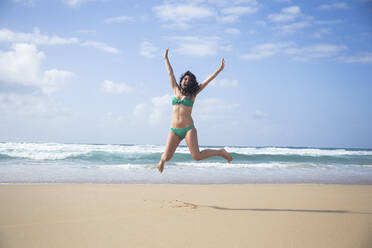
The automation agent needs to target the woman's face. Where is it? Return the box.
[181,75,191,89]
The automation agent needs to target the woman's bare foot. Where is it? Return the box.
[220,148,232,163]
[157,161,164,173]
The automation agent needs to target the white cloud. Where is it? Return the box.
[81,41,119,54]
[0,93,43,116]
[42,69,74,94]
[149,94,172,125]
[268,13,296,22]
[153,3,214,29]
[254,110,266,119]
[204,0,227,5]
[0,92,73,119]
[233,0,258,5]
[268,6,301,23]
[275,21,311,34]
[0,43,73,94]
[267,6,313,34]
[211,78,238,88]
[140,41,159,58]
[102,112,126,122]
[0,43,43,84]
[154,3,214,22]
[314,28,331,38]
[256,21,267,27]
[274,0,292,3]
[62,0,95,8]
[225,28,241,35]
[169,36,222,57]
[337,53,372,63]
[104,16,133,24]
[12,0,35,6]
[101,80,134,94]
[315,19,343,25]
[241,42,291,60]
[0,28,79,45]
[132,94,172,126]
[202,0,258,7]
[284,44,348,61]
[153,1,258,27]
[117,114,126,122]
[220,6,258,23]
[0,41,75,123]
[200,0,257,5]
[318,2,350,10]
[0,28,119,54]
[221,6,258,15]
[75,29,96,35]
[132,103,149,123]
[193,97,240,121]
[282,6,300,14]
[220,15,240,23]
[241,42,347,61]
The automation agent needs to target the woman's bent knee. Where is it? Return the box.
[191,153,202,161]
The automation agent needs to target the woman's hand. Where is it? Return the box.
[164,48,169,59]
[218,58,225,72]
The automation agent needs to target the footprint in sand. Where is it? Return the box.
[144,199,199,210]
[170,200,199,210]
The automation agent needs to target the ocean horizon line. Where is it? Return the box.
[1,141,371,151]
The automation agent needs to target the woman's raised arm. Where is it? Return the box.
[196,58,224,95]
[164,48,178,92]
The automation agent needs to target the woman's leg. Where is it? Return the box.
[185,128,232,162]
[157,131,182,173]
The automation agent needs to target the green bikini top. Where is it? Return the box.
[172,96,194,107]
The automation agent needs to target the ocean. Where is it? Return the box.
[0,142,372,184]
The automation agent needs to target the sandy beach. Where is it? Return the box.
[0,184,371,248]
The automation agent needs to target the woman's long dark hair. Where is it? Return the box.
[179,71,200,97]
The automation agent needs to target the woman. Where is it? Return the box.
[157,48,232,173]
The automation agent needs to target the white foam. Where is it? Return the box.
[95,164,136,169]
[174,162,318,169]
[0,143,166,160]
[1,142,371,161]
[224,146,372,156]
[174,162,372,169]
[94,164,156,170]
[0,143,88,160]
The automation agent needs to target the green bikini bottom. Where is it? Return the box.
[170,124,195,139]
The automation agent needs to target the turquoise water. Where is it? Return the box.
[1,142,372,184]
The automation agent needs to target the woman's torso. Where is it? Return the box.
[171,90,196,128]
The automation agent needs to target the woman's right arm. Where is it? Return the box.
[164,48,178,93]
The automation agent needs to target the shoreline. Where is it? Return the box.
[0,182,372,187]
[1,180,372,185]
[1,183,371,248]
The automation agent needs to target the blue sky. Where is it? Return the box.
[0,0,371,148]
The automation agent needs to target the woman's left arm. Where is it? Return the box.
[196,58,224,95]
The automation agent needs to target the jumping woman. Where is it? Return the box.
[157,48,233,173]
